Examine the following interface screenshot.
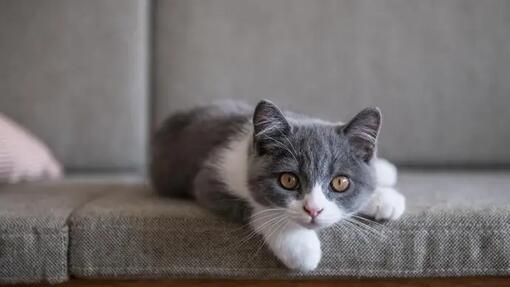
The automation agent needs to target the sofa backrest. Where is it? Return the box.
[0,0,149,172]
[153,0,510,166]
[1,0,509,171]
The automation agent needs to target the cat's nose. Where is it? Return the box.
[303,205,324,218]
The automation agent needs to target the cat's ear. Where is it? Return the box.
[341,107,381,162]
[253,100,291,153]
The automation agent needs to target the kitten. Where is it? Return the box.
[151,100,405,271]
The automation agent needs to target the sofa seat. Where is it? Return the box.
[1,171,510,283]
[67,170,510,280]
[0,175,142,284]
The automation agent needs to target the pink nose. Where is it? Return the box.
[303,206,324,218]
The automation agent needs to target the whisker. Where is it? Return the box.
[351,215,386,228]
[247,214,287,241]
[220,209,288,241]
[260,134,298,161]
[243,215,289,266]
[224,213,285,251]
[252,215,288,259]
[347,217,386,238]
[249,213,287,225]
[343,218,386,241]
[250,208,287,217]
[344,222,373,243]
[332,222,369,244]
[341,219,373,238]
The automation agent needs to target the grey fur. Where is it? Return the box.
[193,164,253,223]
[151,100,381,223]
[150,101,251,198]
[248,101,378,214]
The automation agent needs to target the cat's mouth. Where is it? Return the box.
[301,221,321,229]
[295,217,333,230]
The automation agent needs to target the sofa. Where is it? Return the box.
[1,0,509,284]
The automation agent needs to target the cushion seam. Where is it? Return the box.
[69,226,510,232]
[71,266,510,273]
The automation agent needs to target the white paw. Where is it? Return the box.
[266,226,321,271]
[280,236,321,271]
[360,187,406,221]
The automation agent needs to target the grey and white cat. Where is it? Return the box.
[151,100,405,271]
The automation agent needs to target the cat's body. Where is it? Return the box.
[151,100,405,271]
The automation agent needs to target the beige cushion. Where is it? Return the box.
[0,174,141,284]
[69,171,510,279]
[0,113,62,183]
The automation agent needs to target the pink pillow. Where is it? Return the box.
[0,113,63,183]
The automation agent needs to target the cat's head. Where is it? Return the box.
[247,100,380,230]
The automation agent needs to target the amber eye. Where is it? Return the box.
[331,176,350,192]
[279,172,299,190]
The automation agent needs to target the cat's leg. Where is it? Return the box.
[359,158,406,220]
[250,213,321,271]
[359,186,405,220]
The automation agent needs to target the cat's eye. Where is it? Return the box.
[279,172,299,190]
[330,176,350,192]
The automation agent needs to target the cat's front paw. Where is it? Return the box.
[267,227,321,271]
[280,235,321,271]
[360,187,405,221]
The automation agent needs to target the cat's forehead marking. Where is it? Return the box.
[285,124,347,184]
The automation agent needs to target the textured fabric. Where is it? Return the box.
[69,170,510,279]
[0,113,62,183]
[0,175,141,284]
[154,0,510,165]
[0,0,149,170]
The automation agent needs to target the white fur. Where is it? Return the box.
[360,158,405,220]
[305,184,329,212]
[289,183,345,228]
[215,125,253,201]
[373,158,398,187]
[250,217,321,271]
[359,186,406,220]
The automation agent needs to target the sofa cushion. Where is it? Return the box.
[0,175,140,284]
[69,170,510,279]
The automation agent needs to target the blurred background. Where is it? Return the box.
[1,0,509,176]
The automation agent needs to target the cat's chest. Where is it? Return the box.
[210,127,253,202]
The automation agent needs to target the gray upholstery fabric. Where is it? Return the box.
[0,179,104,283]
[154,0,510,165]
[0,175,141,284]
[0,0,149,170]
[69,171,510,279]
